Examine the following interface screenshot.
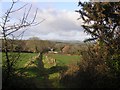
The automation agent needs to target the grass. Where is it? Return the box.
[49,72,61,88]
[2,52,38,68]
[16,53,38,68]
[47,54,80,66]
[2,52,80,88]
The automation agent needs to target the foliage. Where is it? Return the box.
[59,1,120,88]
[60,44,120,88]
[77,1,120,74]
[25,38,55,53]
[76,2,120,43]
[65,1,120,88]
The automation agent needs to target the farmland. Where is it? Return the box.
[2,52,80,88]
[2,1,120,88]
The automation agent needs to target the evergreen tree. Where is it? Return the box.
[76,1,120,76]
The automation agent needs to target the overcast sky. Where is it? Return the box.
[1,0,91,41]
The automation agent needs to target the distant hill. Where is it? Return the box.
[49,40,84,44]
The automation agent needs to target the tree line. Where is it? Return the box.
[1,38,86,55]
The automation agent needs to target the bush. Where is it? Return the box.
[60,43,120,88]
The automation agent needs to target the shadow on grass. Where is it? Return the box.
[2,53,68,88]
[47,65,68,74]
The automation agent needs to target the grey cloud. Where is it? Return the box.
[11,7,90,41]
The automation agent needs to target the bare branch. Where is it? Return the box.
[5,24,30,36]
[10,4,28,13]
[31,8,38,24]
[3,2,15,30]
[12,0,19,3]
[31,18,45,26]
[24,4,32,21]
[16,29,27,39]
[21,8,27,24]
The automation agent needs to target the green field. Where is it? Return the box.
[2,53,80,66]
[2,52,80,88]
[47,54,80,66]
[2,52,38,68]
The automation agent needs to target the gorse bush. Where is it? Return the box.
[73,1,120,88]
[60,43,120,88]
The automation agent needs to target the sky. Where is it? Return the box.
[0,0,91,41]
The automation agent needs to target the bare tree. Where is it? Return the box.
[0,0,44,86]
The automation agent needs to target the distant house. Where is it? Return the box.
[50,48,54,52]
[48,48,54,53]
[53,51,58,54]
[48,47,58,54]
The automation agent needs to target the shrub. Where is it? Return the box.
[60,43,120,88]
